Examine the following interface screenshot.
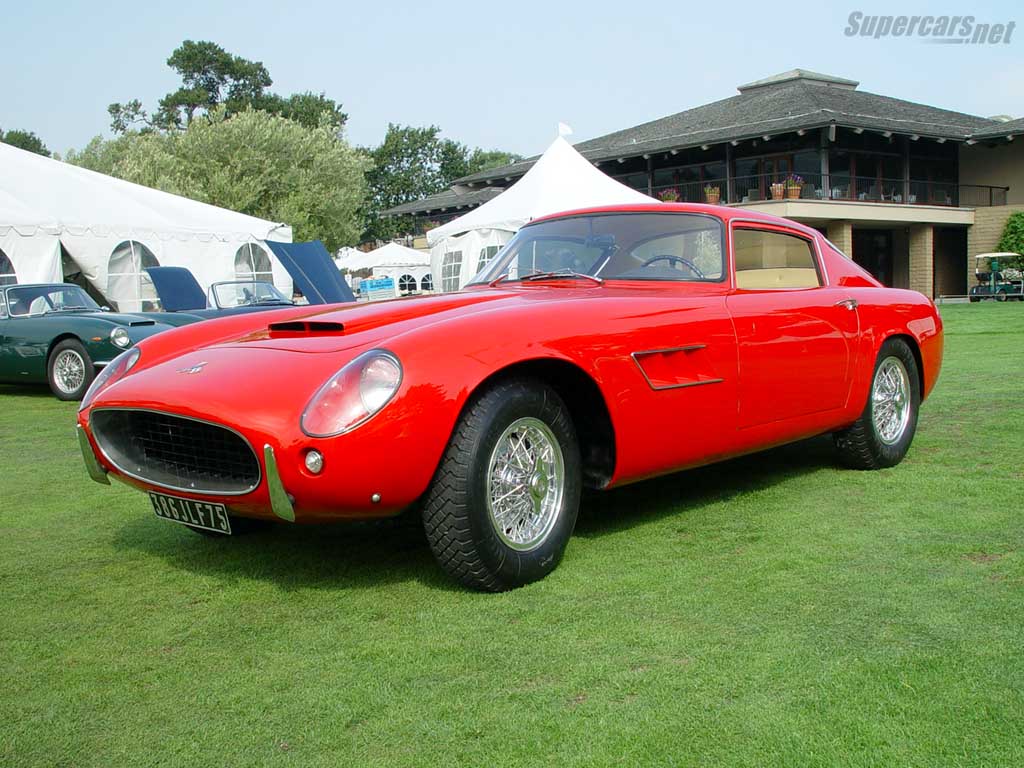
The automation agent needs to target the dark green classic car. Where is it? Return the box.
[0,283,192,400]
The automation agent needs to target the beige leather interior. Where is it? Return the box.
[735,268,820,290]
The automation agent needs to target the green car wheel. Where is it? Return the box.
[47,339,95,401]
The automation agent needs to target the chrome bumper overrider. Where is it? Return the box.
[263,444,295,523]
[77,425,110,485]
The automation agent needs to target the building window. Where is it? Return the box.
[398,274,417,294]
[478,245,501,273]
[441,251,463,292]
[733,229,822,290]
[421,274,433,292]
[0,249,15,286]
[234,242,273,281]
[107,240,160,311]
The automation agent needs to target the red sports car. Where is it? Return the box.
[77,204,943,591]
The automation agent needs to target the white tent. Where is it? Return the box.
[0,143,292,310]
[362,242,433,296]
[426,136,654,291]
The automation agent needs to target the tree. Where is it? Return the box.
[363,124,521,240]
[108,40,346,134]
[68,108,368,251]
[0,128,51,157]
[997,212,1024,268]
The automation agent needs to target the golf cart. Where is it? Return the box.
[969,252,1024,302]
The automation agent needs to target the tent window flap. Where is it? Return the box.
[107,240,160,312]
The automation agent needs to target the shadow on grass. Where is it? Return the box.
[0,383,57,399]
[111,435,839,592]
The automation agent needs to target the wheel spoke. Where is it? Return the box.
[485,417,565,551]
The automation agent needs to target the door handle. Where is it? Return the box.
[835,298,858,310]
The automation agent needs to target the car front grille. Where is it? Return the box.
[90,409,261,494]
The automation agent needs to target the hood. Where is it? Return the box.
[83,311,162,328]
[218,289,524,354]
[266,240,355,304]
[145,266,207,311]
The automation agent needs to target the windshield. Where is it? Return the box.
[209,281,291,309]
[6,285,100,317]
[471,212,725,285]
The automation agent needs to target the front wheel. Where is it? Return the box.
[422,379,581,591]
[48,339,95,401]
[834,338,921,469]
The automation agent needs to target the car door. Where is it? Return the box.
[726,222,859,430]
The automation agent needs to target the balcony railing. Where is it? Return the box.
[648,175,1009,207]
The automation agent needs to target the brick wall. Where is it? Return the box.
[826,221,853,255]
[966,204,1024,284]
[909,225,934,297]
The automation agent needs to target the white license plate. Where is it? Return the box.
[149,492,231,534]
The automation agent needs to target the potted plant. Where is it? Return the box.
[770,182,785,200]
[783,174,803,199]
[704,184,721,204]
[658,188,681,203]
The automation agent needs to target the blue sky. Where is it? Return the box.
[2,0,1021,157]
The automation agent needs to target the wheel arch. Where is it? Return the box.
[881,332,925,398]
[46,333,86,363]
[463,357,617,490]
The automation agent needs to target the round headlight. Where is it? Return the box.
[301,350,403,437]
[79,347,140,411]
[110,327,131,349]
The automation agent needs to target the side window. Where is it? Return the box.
[441,251,463,292]
[0,291,7,319]
[733,228,822,290]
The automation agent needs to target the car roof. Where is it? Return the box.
[976,252,1021,259]
[526,203,824,240]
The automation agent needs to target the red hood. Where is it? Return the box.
[218,289,516,353]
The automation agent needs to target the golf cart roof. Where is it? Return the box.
[976,252,1021,259]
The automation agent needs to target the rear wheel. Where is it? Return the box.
[834,338,921,470]
[422,379,581,591]
[47,339,95,401]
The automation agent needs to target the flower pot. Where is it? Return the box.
[770,183,785,200]
[785,185,801,199]
[704,188,720,204]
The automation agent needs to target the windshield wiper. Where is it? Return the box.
[523,269,604,285]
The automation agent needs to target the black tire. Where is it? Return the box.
[996,291,1009,302]
[969,296,980,303]
[834,338,921,470]
[185,516,273,537]
[422,379,582,591]
[47,339,95,401]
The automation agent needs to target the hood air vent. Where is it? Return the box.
[268,320,346,337]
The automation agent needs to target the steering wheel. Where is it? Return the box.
[640,254,705,279]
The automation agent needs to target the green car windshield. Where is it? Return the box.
[6,285,100,317]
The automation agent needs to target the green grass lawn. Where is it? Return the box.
[2,303,1023,767]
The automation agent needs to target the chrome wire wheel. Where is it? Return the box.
[872,356,911,445]
[486,416,565,552]
[53,349,86,395]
